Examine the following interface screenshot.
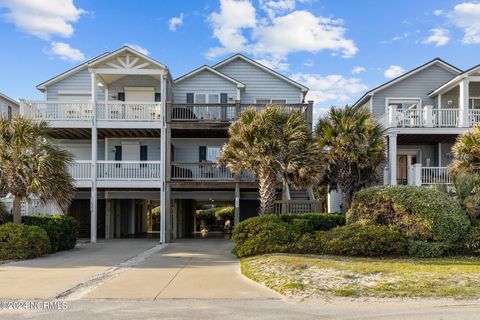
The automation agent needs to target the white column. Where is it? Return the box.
[159,72,167,243]
[389,133,397,185]
[234,183,240,225]
[423,105,433,127]
[459,79,470,127]
[90,70,98,243]
[438,143,442,167]
[388,105,397,127]
[437,94,442,109]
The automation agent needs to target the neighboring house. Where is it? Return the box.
[329,58,476,213]
[0,92,19,120]
[20,46,313,242]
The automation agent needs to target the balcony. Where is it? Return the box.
[167,103,310,123]
[408,164,452,186]
[20,100,162,127]
[171,162,255,181]
[380,105,480,129]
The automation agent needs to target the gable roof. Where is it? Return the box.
[212,53,309,92]
[174,65,245,88]
[0,92,19,106]
[37,46,173,92]
[353,58,462,108]
[429,63,480,97]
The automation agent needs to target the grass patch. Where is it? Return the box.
[240,254,480,299]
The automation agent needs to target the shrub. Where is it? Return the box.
[0,223,50,259]
[464,226,480,255]
[407,240,447,258]
[320,223,408,257]
[0,202,12,224]
[23,215,79,253]
[232,213,344,257]
[214,206,234,221]
[347,185,470,244]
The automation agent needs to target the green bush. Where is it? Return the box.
[0,223,50,259]
[347,185,470,244]
[464,226,480,255]
[320,223,408,257]
[407,240,447,258]
[232,213,344,257]
[23,215,79,253]
[0,202,12,225]
[214,206,234,221]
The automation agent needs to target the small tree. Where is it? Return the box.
[219,106,322,215]
[315,106,386,210]
[0,116,75,223]
[449,126,480,218]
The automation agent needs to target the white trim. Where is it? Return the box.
[93,68,163,75]
[212,54,308,92]
[254,97,288,104]
[385,97,422,113]
[88,46,167,70]
[174,65,245,89]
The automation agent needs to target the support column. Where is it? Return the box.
[234,183,240,225]
[459,79,470,127]
[388,133,397,185]
[128,200,136,235]
[90,70,98,243]
[115,201,121,238]
[105,199,112,239]
[159,72,167,243]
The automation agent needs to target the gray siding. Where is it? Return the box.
[173,69,237,103]
[372,64,457,118]
[108,75,160,100]
[398,144,438,167]
[215,58,302,104]
[106,138,161,161]
[46,68,105,101]
[172,138,226,162]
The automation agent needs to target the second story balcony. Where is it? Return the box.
[380,105,480,129]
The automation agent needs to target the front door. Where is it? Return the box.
[397,154,418,185]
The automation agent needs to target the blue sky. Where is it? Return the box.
[1,0,480,120]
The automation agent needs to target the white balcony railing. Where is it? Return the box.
[20,101,162,122]
[97,161,161,180]
[387,108,460,128]
[408,164,451,185]
[97,102,161,121]
[470,109,480,126]
[69,160,92,180]
[170,104,236,121]
[21,101,93,121]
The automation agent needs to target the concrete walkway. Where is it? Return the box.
[0,239,158,299]
[86,239,278,299]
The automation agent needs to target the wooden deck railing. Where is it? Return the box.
[273,200,322,213]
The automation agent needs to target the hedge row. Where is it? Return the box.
[0,223,50,260]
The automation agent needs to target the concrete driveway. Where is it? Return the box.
[86,239,278,299]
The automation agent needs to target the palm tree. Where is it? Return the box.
[315,105,386,210]
[219,106,322,215]
[0,116,75,223]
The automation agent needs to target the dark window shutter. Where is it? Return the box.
[114,146,122,161]
[117,92,125,101]
[199,146,207,162]
[186,93,194,104]
[220,93,228,104]
[155,93,161,102]
[140,145,148,161]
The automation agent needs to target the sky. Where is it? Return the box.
[1,0,480,122]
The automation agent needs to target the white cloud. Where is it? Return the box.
[384,65,405,79]
[169,13,184,31]
[256,57,289,71]
[0,0,84,40]
[448,2,480,44]
[207,0,358,69]
[303,59,314,67]
[434,9,444,16]
[291,73,367,104]
[124,43,150,55]
[381,32,410,44]
[351,66,366,74]
[423,28,450,46]
[49,41,85,62]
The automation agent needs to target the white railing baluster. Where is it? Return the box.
[420,167,451,185]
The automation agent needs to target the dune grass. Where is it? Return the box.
[241,254,480,299]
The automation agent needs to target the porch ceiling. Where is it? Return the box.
[172,129,229,138]
[398,134,457,145]
[49,128,161,139]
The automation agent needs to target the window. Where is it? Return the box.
[208,94,219,104]
[470,98,480,109]
[194,93,220,104]
[195,94,206,104]
[255,98,287,104]
[387,98,421,111]
[7,106,12,121]
[206,147,221,162]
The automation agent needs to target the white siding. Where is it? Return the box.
[215,58,302,104]
[173,70,237,103]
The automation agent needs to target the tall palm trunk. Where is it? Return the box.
[258,171,277,214]
[12,195,22,224]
